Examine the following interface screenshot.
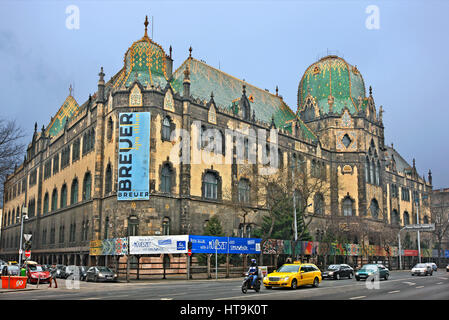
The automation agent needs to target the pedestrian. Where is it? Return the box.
[1,265,8,276]
[48,264,58,288]
[20,265,26,277]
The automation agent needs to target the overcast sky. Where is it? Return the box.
[0,0,447,189]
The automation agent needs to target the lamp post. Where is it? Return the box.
[397,226,406,270]
[18,206,29,266]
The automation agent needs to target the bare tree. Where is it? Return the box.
[430,194,449,265]
[0,119,25,205]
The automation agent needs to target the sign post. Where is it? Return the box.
[215,239,219,280]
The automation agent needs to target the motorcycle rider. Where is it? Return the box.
[247,259,259,288]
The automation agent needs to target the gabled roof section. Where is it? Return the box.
[46,94,80,137]
[385,146,412,174]
[171,58,317,142]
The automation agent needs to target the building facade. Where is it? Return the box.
[0,18,434,265]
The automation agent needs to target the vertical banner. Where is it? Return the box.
[118,112,150,201]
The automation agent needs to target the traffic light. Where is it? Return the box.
[24,240,32,251]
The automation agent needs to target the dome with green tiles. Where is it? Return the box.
[113,17,168,89]
[297,55,367,115]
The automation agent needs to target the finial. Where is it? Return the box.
[276,85,279,96]
[34,122,37,132]
[98,66,105,82]
[413,158,416,168]
[369,86,372,96]
[144,16,149,38]
[69,84,73,96]
[183,63,190,80]
[169,45,172,59]
[210,91,214,99]
[189,46,192,58]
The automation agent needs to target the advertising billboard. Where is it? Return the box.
[118,112,150,201]
[189,236,261,254]
[129,235,189,255]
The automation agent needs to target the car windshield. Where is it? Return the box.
[8,266,19,271]
[360,265,377,272]
[277,265,300,273]
[328,265,340,270]
[29,265,44,272]
[415,264,427,268]
[98,267,112,272]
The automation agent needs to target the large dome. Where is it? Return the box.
[114,17,168,89]
[297,55,367,115]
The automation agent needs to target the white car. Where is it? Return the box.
[426,262,437,272]
[411,263,432,276]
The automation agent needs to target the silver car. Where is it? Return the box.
[86,266,118,282]
[411,263,432,276]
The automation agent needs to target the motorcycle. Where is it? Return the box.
[241,272,261,294]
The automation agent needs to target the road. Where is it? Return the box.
[0,271,447,300]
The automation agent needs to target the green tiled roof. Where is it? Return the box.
[113,35,168,89]
[172,58,317,142]
[46,95,80,137]
[298,55,367,115]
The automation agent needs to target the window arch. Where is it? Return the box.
[423,215,429,224]
[376,160,380,185]
[370,199,379,219]
[365,156,370,183]
[313,193,324,215]
[105,164,112,194]
[403,211,410,225]
[160,163,173,193]
[128,216,139,236]
[391,209,399,225]
[107,117,113,142]
[161,116,172,141]
[238,178,250,203]
[51,188,58,211]
[342,196,354,216]
[83,172,92,201]
[162,217,171,235]
[43,192,49,214]
[71,178,78,205]
[60,184,68,208]
[370,159,375,185]
[203,171,220,200]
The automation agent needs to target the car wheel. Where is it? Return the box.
[290,279,298,290]
[94,276,98,282]
[349,272,353,279]
[384,273,389,280]
[356,277,360,281]
[313,277,320,288]
[336,274,340,280]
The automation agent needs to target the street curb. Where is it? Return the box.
[0,288,40,293]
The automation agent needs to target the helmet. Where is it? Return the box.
[251,259,257,265]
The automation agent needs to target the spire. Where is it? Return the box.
[428,169,432,185]
[97,66,105,103]
[169,45,172,59]
[144,15,149,38]
[69,84,73,96]
[275,85,279,96]
[242,83,246,96]
[369,86,373,96]
[188,46,193,58]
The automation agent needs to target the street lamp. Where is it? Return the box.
[18,206,29,266]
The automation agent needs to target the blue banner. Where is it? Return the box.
[117,112,150,200]
[189,236,261,254]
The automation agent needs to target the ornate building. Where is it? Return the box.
[0,18,433,265]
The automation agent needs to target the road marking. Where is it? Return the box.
[161,298,173,300]
[388,290,400,294]
[416,286,424,289]
[349,296,366,300]
[438,277,448,280]
[436,282,443,285]
[403,282,416,286]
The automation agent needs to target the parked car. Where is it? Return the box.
[55,264,66,278]
[322,264,354,280]
[446,264,449,272]
[27,264,51,284]
[79,266,88,281]
[426,262,437,272]
[355,264,389,281]
[86,266,118,282]
[411,263,433,276]
[263,262,321,289]
[1,265,20,276]
[63,265,87,280]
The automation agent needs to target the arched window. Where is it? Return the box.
[391,209,399,225]
[370,159,375,185]
[343,197,353,216]
[366,156,370,183]
[311,160,317,178]
[43,193,49,214]
[105,164,112,194]
[60,184,67,208]
[162,217,170,235]
[83,172,92,201]
[107,117,113,142]
[238,179,250,203]
[51,188,58,211]
[71,179,78,205]
[403,211,410,225]
[162,116,171,141]
[370,199,379,219]
[128,216,139,236]
[314,193,324,215]
[160,163,173,193]
[203,172,219,200]
[376,160,380,185]
[104,216,110,239]
[423,216,429,224]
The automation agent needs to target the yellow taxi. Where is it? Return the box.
[263,262,322,289]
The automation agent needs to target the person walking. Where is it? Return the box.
[48,264,58,288]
